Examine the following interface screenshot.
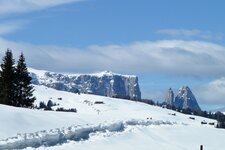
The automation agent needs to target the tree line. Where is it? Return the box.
[113,95,225,129]
[161,103,225,129]
[0,49,36,108]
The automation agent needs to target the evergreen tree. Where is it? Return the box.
[15,53,36,107]
[0,49,16,106]
[46,100,53,110]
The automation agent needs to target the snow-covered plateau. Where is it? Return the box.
[0,85,225,150]
[29,68,141,100]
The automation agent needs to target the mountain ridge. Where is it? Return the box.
[29,68,141,100]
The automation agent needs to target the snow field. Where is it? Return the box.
[0,85,223,150]
[0,119,174,149]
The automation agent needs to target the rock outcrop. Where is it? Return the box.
[174,86,201,111]
[164,88,174,106]
[29,68,141,100]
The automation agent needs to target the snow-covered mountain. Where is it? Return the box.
[29,68,141,100]
[0,85,224,150]
[174,86,201,111]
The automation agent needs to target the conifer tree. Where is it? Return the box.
[0,49,16,106]
[15,53,36,107]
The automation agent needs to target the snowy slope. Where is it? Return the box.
[0,85,224,150]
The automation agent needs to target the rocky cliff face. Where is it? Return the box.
[29,68,141,100]
[165,88,174,106]
[174,86,201,111]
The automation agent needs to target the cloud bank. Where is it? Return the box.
[195,78,225,105]
[0,38,225,77]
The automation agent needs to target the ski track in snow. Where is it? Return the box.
[0,119,175,149]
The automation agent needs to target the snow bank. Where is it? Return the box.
[0,119,174,149]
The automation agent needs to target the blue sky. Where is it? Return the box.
[0,0,225,110]
[3,0,225,46]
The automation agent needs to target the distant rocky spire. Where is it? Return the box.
[174,86,201,111]
[165,88,174,106]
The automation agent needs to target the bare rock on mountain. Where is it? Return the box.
[174,86,201,111]
[29,68,141,100]
[164,88,174,106]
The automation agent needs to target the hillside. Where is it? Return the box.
[0,85,224,150]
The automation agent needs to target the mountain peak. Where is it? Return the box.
[179,85,190,91]
[165,88,174,106]
[103,70,113,74]
[178,86,191,96]
[175,86,201,111]
[90,70,136,78]
[92,70,114,77]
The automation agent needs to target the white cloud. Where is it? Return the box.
[0,38,225,77]
[0,0,82,17]
[195,78,225,105]
[157,29,223,40]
